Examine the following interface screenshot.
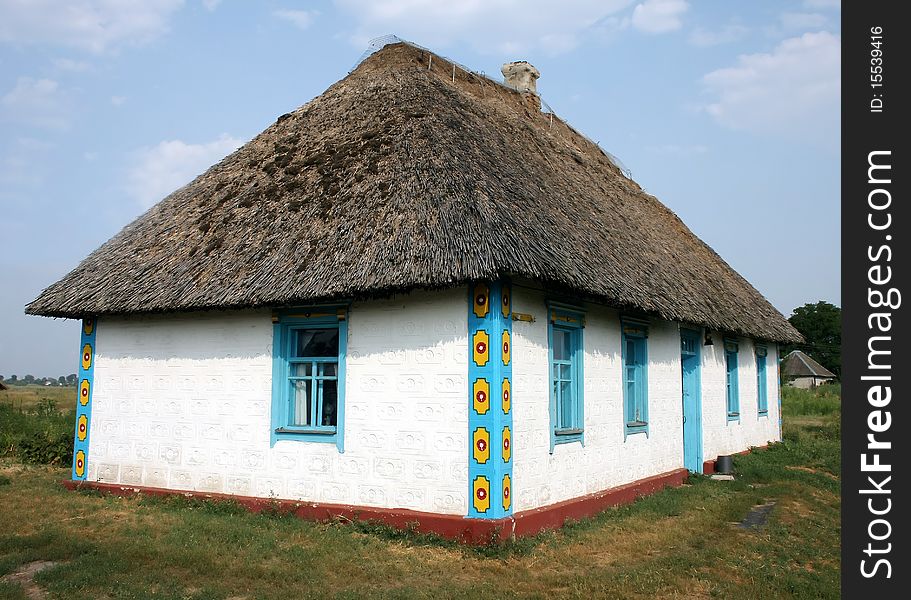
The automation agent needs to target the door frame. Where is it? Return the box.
[680,328,703,473]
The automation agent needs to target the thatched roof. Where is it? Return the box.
[781,351,836,379]
[27,42,800,343]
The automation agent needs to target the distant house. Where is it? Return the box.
[781,350,836,389]
[27,41,801,541]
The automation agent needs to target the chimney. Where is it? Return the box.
[501,61,540,94]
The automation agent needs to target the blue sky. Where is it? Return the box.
[0,0,840,377]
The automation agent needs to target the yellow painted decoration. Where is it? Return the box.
[501,286,510,318]
[79,379,90,406]
[77,414,88,442]
[473,476,491,513]
[501,378,511,414]
[473,283,490,318]
[502,474,511,511]
[501,330,511,366]
[74,450,85,478]
[472,330,490,367]
[82,318,95,336]
[81,343,93,371]
[473,427,490,464]
[473,378,490,415]
[502,426,511,463]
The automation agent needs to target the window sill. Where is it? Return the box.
[273,427,338,444]
[552,429,583,449]
[727,413,740,423]
[624,422,649,439]
[758,410,769,418]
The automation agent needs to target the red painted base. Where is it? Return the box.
[62,468,688,544]
[702,444,767,475]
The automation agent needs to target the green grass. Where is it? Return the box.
[1,386,76,466]
[0,386,841,599]
[781,383,841,417]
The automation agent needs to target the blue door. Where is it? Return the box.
[680,329,703,472]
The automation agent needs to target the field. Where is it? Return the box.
[0,385,840,599]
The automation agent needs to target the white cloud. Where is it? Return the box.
[780,12,828,30]
[201,0,222,10]
[689,23,747,47]
[52,58,92,72]
[1,77,71,130]
[334,0,635,56]
[631,0,689,34]
[273,9,318,30]
[701,31,840,143]
[0,0,185,53]
[111,95,127,106]
[127,134,243,208]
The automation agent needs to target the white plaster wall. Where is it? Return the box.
[701,335,781,462]
[511,287,685,512]
[87,288,469,515]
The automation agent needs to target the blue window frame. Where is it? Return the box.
[725,338,740,422]
[622,319,649,437]
[271,308,347,451]
[547,304,584,450]
[756,345,768,416]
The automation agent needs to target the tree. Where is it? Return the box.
[786,301,841,378]
[66,374,77,385]
[58,376,66,385]
[23,374,35,384]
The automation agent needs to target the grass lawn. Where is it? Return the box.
[0,386,840,599]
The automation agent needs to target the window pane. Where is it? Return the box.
[559,363,571,381]
[559,381,573,428]
[319,362,338,377]
[553,329,568,361]
[294,328,339,358]
[291,363,312,377]
[626,339,636,365]
[291,380,311,426]
[321,380,338,426]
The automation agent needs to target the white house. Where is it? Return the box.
[28,41,800,541]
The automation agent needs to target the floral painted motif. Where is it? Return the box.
[502,377,511,414]
[74,450,86,478]
[77,414,88,441]
[501,330,511,366]
[502,426,511,463]
[81,343,93,371]
[472,330,490,367]
[473,427,490,464]
[473,475,491,513]
[473,378,490,415]
[502,474,511,511]
[79,379,91,406]
[82,318,95,336]
[473,283,490,319]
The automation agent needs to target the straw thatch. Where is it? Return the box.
[27,42,800,343]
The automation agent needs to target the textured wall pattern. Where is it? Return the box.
[467,281,513,518]
[72,317,97,480]
[85,289,470,515]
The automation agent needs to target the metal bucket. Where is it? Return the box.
[715,455,734,474]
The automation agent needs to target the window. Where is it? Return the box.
[271,309,347,451]
[548,304,584,449]
[756,345,768,416]
[622,320,649,436]
[725,339,739,421]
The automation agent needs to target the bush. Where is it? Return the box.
[0,400,74,466]
[781,384,841,417]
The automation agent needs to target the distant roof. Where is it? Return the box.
[26,42,800,343]
[782,350,836,378]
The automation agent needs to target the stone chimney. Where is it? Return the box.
[501,61,540,94]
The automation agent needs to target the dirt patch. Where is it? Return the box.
[786,466,838,480]
[1,560,59,599]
